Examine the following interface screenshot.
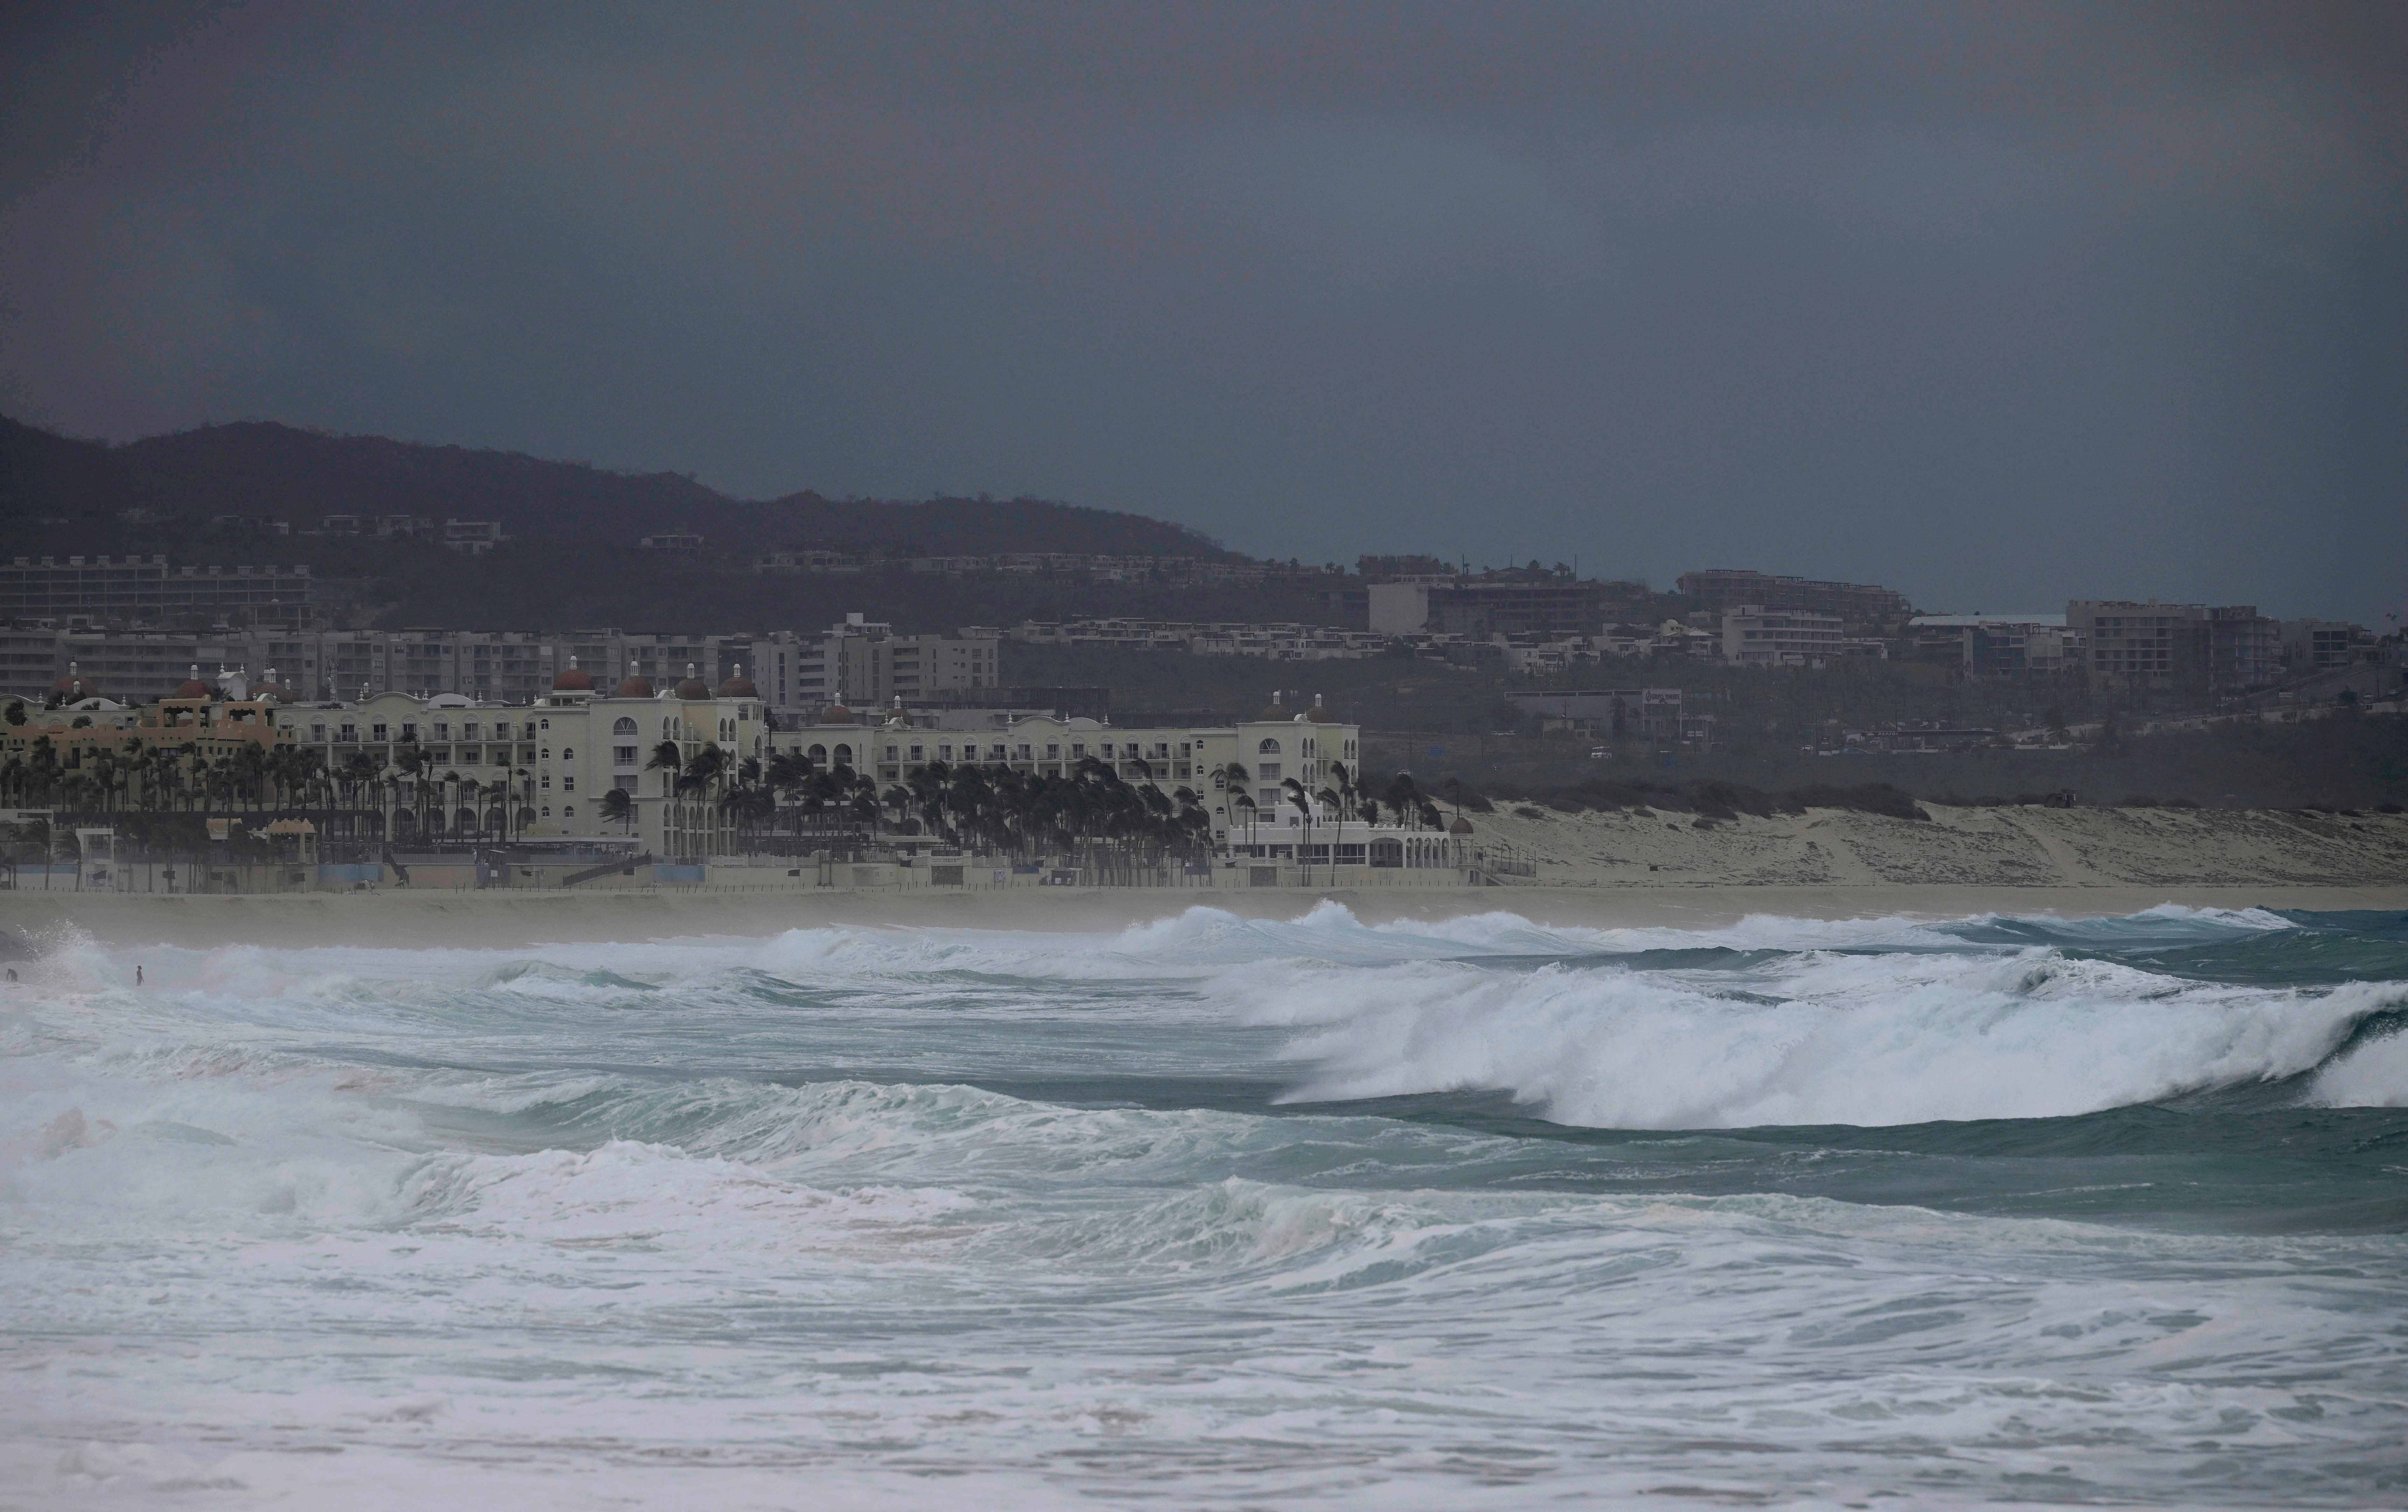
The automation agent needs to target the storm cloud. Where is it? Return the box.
[2,2,2402,620]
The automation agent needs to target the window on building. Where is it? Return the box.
[1045,743,1060,759]
[613,717,637,735]
[614,745,636,764]
[371,724,387,741]
[561,748,573,761]
[562,805,574,819]
[1258,763,1281,781]
[310,723,326,742]
[1257,738,1281,755]
[562,776,574,791]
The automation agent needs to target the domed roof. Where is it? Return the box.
[614,675,655,699]
[1256,691,1288,720]
[552,658,595,692]
[716,663,759,699]
[1302,694,1339,722]
[1447,816,1475,835]
[173,679,213,700]
[674,676,712,700]
[820,703,858,724]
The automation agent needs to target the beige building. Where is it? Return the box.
[1720,605,1847,665]
[774,692,1377,851]
[268,661,769,860]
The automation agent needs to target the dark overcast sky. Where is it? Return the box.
[3,2,2402,622]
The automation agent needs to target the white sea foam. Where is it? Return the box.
[1261,947,2397,1127]
[5,904,2404,1509]
[2308,1021,2408,1107]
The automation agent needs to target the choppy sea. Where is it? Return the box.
[3,902,2405,1509]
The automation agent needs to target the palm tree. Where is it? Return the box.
[1282,776,1316,885]
[600,785,635,835]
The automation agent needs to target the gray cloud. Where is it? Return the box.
[2,1,2402,621]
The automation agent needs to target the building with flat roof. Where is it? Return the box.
[1678,569,1912,624]
[1906,615,2083,678]
[2066,601,2281,692]
[1367,575,1605,637]
[0,555,316,626]
[1720,606,1847,666]
[0,620,1002,720]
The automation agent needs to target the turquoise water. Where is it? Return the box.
[3,903,2404,1507]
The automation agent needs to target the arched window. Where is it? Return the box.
[561,748,573,761]
[541,806,551,817]
[562,805,575,819]
[807,744,826,764]
[516,806,536,827]
[833,743,853,765]
[454,806,477,832]
[1257,738,1281,755]
[612,717,637,735]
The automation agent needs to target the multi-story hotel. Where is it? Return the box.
[7,668,1455,873]
[0,620,1003,720]
[773,691,1408,858]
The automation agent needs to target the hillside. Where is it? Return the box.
[0,415,1230,559]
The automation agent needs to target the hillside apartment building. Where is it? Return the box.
[0,618,1003,722]
[2065,601,2280,692]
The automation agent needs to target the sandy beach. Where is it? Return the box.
[5,802,2402,949]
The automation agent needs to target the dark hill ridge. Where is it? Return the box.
[0,415,1230,559]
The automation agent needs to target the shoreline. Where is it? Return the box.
[6,881,2404,950]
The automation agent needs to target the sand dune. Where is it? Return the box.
[1474,801,2408,891]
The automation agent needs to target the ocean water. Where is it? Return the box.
[3,902,2405,1509]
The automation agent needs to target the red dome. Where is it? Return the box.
[614,675,655,699]
[552,663,595,691]
[173,680,212,699]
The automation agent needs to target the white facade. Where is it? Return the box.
[1721,605,1846,666]
[268,672,769,860]
[773,700,1375,847]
